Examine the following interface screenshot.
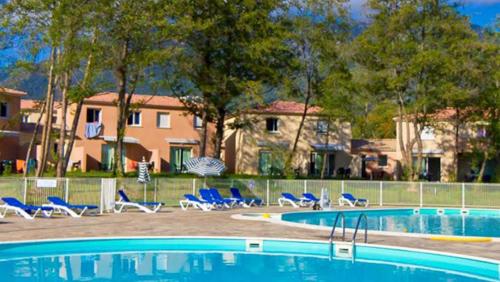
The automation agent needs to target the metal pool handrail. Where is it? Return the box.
[352,213,368,246]
[329,212,346,243]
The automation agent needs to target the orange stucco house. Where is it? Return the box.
[67,92,215,173]
[0,87,27,170]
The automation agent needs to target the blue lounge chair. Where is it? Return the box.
[0,197,54,220]
[114,190,163,213]
[302,193,320,204]
[179,194,212,211]
[209,188,238,208]
[278,192,313,208]
[199,188,225,209]
[45,196,98,217]
[338,193,369,207]
[230,187,263,207]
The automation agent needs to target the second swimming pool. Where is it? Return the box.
[281,208,500,238]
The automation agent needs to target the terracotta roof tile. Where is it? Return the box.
[0,87,27,96]
[251,100,322,115]
[85,92,185,108]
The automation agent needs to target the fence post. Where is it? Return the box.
[461,182,465,209]
[64,178,69,202]
[341,180,345,194]
[304,180,307,193]
[23,178,28,204]
[379,181,383,206]
[192,178,196,195]
[266,179,270,207]
[419,182,423,207]
[100,178,104,214]
[154,178,158,203]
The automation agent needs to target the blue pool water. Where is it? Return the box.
[281,208,500,237]
[0,238,498,282]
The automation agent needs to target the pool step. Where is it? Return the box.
[334,242,353,259]
[245,239,263,252]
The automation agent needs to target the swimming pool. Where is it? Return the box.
[281,208,500,238]
[0,237,498,281]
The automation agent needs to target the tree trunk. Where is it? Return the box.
[476,151,489,183]
[320,120,330,179]
[213,106,226,160]
[413,121,423,181]
[36,47,57,177]
[114,69,127,177]
[23,102,46,176]
[113,41,130,177]
[452,108,460,181]
[287,76,313,174]
[199,98,209,157]
[62,34,96,173]
[56,73,69,177]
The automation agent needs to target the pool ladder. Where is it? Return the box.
[328,212,368,260]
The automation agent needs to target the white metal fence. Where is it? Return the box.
[0,178,499,211]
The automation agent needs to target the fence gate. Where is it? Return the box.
[100,178,116,214]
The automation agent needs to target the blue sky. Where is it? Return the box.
[349,0,499,27]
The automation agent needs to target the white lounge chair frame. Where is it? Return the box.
[0,204,53,220]
[114,200,162,214]
[42,204,97,218]
[338,197,369,207]
[179,199,212,211]
[278,197,300,208]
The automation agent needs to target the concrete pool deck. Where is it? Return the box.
[0,206,499,260]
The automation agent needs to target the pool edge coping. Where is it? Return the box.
[233,207,500,242]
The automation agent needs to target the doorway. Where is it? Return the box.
[170,147,192,173]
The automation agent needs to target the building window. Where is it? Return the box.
[22,114,29,123]
[477,127,487,138]
[420,126,435,140]
[157,112,171,128]
[378,155,388,167]
[266,118,279,132]
[317,120,328,134]
[86,108,101,123]
[127,111,141,126]
[194,115,203,129]
[0,102,7,118]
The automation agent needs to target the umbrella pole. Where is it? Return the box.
[144,183,147,202]
[204,176,207,188]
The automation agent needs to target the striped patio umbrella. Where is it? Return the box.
[184,157,226,177]
[137,161,151,184]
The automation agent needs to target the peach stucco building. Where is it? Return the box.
[18,92,214,173]
[0,87,27,163]
[224,101,352,177]
[68,92,215,173]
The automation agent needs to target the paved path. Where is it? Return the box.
[1,207,499,260]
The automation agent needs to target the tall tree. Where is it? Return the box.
[96,0,170,176]
[355,0,477,180]
[169,0,289,160]
[283,0,351,175]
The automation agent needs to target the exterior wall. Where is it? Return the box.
[72,101,215,173]
[0,93,23,163]
[228,113,352,176]
[0,94,22,131]
[351,139,400,180]
[396,120,483,181]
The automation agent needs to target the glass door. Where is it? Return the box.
[170,147,192,173]
[101,144,126,171]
